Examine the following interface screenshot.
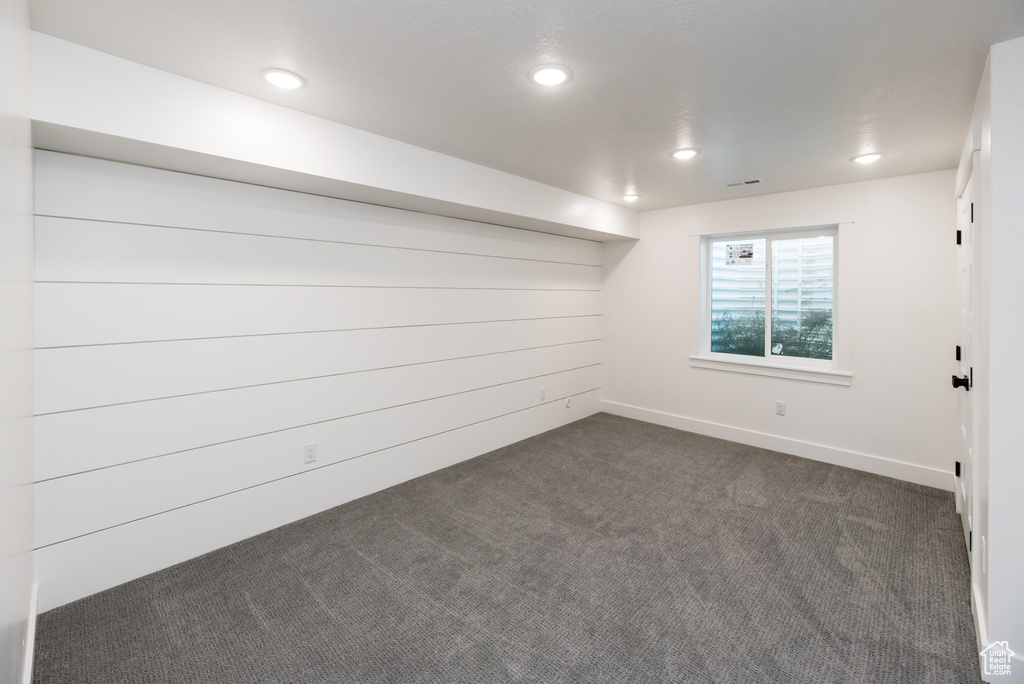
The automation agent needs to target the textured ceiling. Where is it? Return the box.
[28,0,1024,211]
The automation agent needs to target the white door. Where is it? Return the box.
[954,152,977,561]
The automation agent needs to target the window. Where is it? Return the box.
[694,224,851,385]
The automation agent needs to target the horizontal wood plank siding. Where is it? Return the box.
[33,151,603,611]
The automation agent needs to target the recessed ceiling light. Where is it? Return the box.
[852,152,882,164]
[671,148,699,160]
[529,64,572,86]
[623,194,640,202]
[262,68,306,89]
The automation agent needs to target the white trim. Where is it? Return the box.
[972,572,987,652]
[957,150,977,201]
[21,582,38,684]
[687,218,857,238]
[696,224,839,241]
[601,400,952,491]
[956,116,982,197]
[966,585,1021,684]
[689,354,853,386]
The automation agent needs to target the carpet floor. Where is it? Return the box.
[33,413,980,683]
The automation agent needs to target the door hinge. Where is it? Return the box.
[955,461,961,477]
[956,345,961,361]
[970,366,973,388]
[971,202,974,223]
[956,229,962,245]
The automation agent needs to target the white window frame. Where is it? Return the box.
[690,223,852,386]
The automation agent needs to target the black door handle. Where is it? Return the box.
[952,374,970,391]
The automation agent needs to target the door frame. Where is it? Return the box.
[954,149,980,568]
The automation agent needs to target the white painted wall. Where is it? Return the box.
[0,0,35,681]
[971,35,1024,681]
[30,33,638,243]
[603,170,958,490]
[0,1,35,684]
[34,152,602,612]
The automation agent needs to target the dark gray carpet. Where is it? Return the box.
[33,413,980,683]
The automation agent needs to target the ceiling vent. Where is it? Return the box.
[726,178,764,187]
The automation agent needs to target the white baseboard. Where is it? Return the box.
[973,582,987,652]
[971,588,1024,684]
[21,582,38,684]
[601,401,953,491]
[973,582,988,682]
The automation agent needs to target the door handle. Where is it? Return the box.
[952,374,970,391]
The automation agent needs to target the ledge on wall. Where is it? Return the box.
[30,33,639,243]
[33,123,630,242]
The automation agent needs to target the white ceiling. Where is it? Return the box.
[28,0,1024,211]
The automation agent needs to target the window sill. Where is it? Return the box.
[689,355,853,386]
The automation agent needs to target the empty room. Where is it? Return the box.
[2,1,1024,682]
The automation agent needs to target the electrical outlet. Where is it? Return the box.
[303,442,317,464]
[540,387,547,401]
[566,397,573,408]
[775,400,786,416]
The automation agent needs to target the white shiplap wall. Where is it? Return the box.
[33,151,603,611]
